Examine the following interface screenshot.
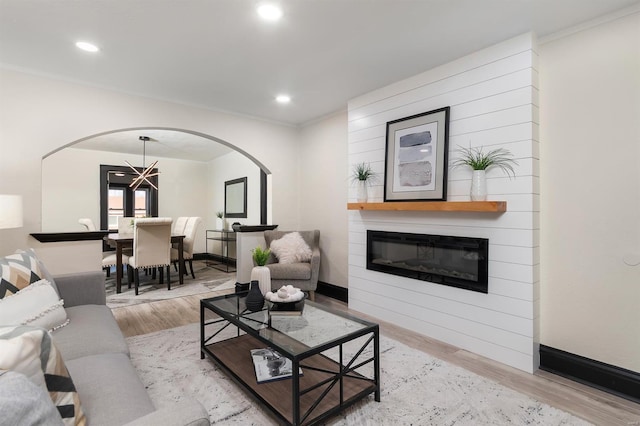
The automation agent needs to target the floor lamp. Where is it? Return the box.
[0,194,23,230]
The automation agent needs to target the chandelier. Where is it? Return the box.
[125,136,159,190]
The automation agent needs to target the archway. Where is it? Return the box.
[41,127,272,233]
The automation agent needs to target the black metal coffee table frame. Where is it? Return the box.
[200,293,380,426]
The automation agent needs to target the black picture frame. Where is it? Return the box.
[224,177,247,218]
[384,106,450,201]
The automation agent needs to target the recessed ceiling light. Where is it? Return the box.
[75,41,99,52]
[276,95,291,104]
[257,4,283,21]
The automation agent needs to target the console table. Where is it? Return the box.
[205,229,236,272]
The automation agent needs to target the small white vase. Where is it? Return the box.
[357,180,368,203]
[251,266,271,296]
[216,218,224,230]
[470,170,487,201]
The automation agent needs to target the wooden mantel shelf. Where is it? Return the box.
[347,201,507,212]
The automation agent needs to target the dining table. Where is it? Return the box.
[104,232,186,293]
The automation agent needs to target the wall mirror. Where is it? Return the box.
[225,177,247,218]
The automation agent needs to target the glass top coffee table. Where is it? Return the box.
[200,292,380,426]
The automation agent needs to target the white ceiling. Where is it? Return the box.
[70,129,234,162]
[2,0,638,160]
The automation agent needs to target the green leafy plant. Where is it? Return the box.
[216,211,224,219]
[351,162,378,184]
[451,145,518,178]
[252,246,271,266]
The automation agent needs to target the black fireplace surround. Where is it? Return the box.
[367,230,489,293]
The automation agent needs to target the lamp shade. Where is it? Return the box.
[0,194,23,229]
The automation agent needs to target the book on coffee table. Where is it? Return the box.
[250,348,303,383]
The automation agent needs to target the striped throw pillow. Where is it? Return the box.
[0,325,86,425]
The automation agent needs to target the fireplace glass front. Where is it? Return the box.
[367,230,489,293]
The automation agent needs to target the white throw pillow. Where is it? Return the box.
[269,232,313,264]
[0,279,68,332]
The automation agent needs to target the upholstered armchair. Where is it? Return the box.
[262,230,320,301]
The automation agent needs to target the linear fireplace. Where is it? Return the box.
[367,230,489,293]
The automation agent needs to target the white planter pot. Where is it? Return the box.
[357,180,368,202]
[251,266,271,296]
[216,218,224,230]
[470,170,487,201]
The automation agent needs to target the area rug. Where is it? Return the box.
[126,324,590,425]
[106,261,236,308]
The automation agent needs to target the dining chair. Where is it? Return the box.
[118,216,134,235]
[102,253,131,287]
[78,218,96,231]
[172,216,188,235]
[127,217,173,295]
[171,216,202,279]
[80,217,129,282]
[171,216,189,264]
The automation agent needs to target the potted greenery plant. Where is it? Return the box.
[215,211,224,230]
[251,246,272,295]
[451,145,518,201]
[351,162,378,202]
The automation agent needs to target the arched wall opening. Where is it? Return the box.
[41,127,273,253]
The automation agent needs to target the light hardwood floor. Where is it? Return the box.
[112,290,640,425]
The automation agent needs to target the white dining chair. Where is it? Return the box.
[172,216,189,235]
[127,217,173,295]
[118,216,134,235]
[78,218,96,231]
[171,216,202,279]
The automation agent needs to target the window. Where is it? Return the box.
[108,188,125,229]
[100,165,158,231]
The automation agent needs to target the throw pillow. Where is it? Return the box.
[0,325,86,426]
[16,248,60,296]
[0,250,44,299]
[0,370,64,426]
[269,232,313,264]
[0,279,69,332]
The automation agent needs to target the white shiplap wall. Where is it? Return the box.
[347,33,540,373]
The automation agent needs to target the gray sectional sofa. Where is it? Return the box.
[51,271,210,426]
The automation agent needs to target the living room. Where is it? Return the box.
[1,1,639,424]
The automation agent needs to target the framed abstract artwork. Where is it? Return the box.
[384,106,450,201]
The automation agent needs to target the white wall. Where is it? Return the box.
[42,148,208,224]
[299,112,349,287]
[347,33,540,373]
[0,69,300,268]
[206,151,262,258]
[208,151,262,229]
[539,11,640,372]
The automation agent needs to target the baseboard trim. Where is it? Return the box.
[316,281,348,303]
[194,252,236,267]
[539,344,640,403]
[193,253,208,261]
